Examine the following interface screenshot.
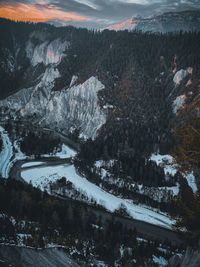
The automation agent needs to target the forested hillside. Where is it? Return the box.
[0,18,200,265]
[1,18,200,211]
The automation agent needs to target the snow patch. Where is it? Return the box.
[150,154,177,176]
[55,144,77,159]
[173,69,189,86]
[103,104,114,109]
[13,141,27,162]
[150,153,197,193]
[153,255,167,266]
[172,95,186,114]
[183,172,197,193]
[95,160,115,168]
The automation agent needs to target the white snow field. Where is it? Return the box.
[55,144,77,159]
[153,255,168,266]
[0,126,13,178]
[21,164,175,229]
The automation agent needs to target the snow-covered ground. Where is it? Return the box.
[182,172,197,193]
[0,124,76,178]
[172,95,185,114]
[13,141,27,163]
[158,185,179,197]
[42,144,77,159]
[150,154,177,176]
[173,69,189,86]
[22,162,45,168]
[55,144,77,159]
[21,164,175,229]
[0,126,13,178]
[150,153,197,193]
[153,255,167,266]
[0,125,32,178]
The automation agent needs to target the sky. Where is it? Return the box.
[0,0,200,28]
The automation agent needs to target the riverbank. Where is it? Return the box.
[1,124,185,247]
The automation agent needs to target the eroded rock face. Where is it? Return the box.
[45,76,106,140]
[0,72,106,139]
[0,28,106,140]
[23,67,60,117]
[25,37,68,67]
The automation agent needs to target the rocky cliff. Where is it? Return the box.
[0,25,106,139]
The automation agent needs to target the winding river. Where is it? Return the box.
[0,126,13,178]
[0,124,185,247]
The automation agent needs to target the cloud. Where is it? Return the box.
[0,0,199,27]
[73,0,100,10]
[0,1,90,22]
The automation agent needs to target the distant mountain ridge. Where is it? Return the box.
[105,10,200,33]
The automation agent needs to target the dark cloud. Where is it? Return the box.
[1,0,200,28]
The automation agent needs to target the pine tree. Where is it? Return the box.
[171,90,200,243]
[172,92,200,172]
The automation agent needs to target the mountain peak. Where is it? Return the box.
[106,18,135,31]
[104,10,200,33]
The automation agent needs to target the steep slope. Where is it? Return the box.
[169,245,200,267]
[44,76,106,139]
[0,21,106,139]
[0,246,79,267]
[0,19,200,212]
[1,17,200,267]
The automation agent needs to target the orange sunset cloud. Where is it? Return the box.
[0,1,90,23]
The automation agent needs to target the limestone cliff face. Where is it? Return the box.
[0,31,106,139]
[0,28,107,139]
[0,70,106,140]
[23,67,60,117]
[25,35,68,67]
[45,76,106,140]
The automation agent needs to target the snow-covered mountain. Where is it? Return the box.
[105,10,200,32]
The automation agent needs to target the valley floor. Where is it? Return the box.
[21,163,175,229]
